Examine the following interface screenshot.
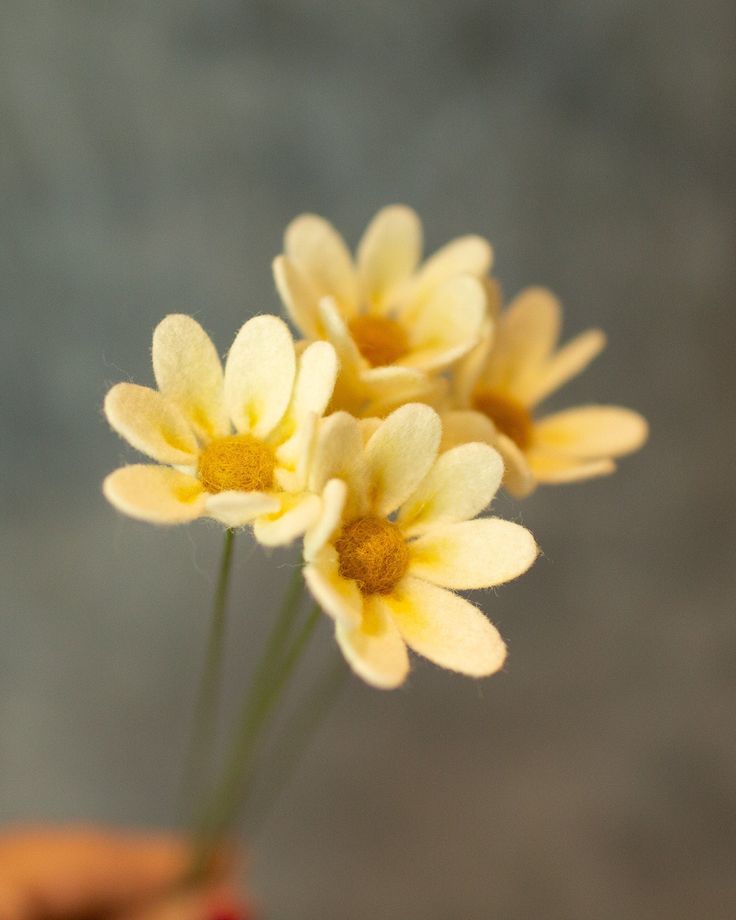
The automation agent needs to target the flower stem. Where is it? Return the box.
[182,527,236,821]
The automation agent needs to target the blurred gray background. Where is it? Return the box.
[1,2,735,918]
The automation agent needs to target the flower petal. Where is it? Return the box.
[522,329,606,406]
[151,314,228,440]
[452,323,494,407]
[290,340,339,421]
[285,214,358,315]
[224,315,297,438]
[309,411,370,517]
[495,433,536,497]
[318,297,364,375]
[438,409,497,452]
[104,383,199,464]
[304,547,363,627]
[383,578,506,677]
[526,450,616,483]
[272,255,323,339]
[408,519,538,589]
[404,235,492,318]
[304,478,348,561]
[335,599,409,689]
[364,403,441,516]
[534,405,649,458]
[401,275,486,372]
[253,493,322,546]
[103,465,205,524]
[356,205,422,312]
[204,490,281,528]
[398,442,504,535]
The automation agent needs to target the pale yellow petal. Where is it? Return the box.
[382,578,506,677]
[103,465,205,524]
[335,598,409,689]
[304,478,348,561]
[356,205,422,312]
[495,433,537,497]
[408,519,538,589]
[309,411,369,517]
[526,450,616,484]
[290,340,339,421]
[398,442,504,534]
[204,490,280,528]
[104,383,199,464]
[285,214,358,315]
[318,297,364,375]
[401,275,486,372]
[151,314,228,440]
[438,409,497,452]
[364,403,441,516]
[304,547,363,627]
[253,493,321,546]
[359,364,438,404]
[522,329,606,406]
[224,315,296,438]
[404,235,493,317]
[272,255,322,339]
[451,322,494,407]
[534,405,648,458]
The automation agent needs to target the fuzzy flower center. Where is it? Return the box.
[336,516,409,596]
[473,389,534,450]
[198,434,276,494]
[348,315,409,367]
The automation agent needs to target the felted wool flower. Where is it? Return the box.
[272,205,492,417]
[445,287,649,497]
[302,403,538,689]
[103,314,338,544]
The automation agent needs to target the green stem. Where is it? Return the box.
[181,528,236,821]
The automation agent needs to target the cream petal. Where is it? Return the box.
[364,403,442,516]
[452,323,494,407]
[103,465,205,525]
[304,547,363,627]
[290,340,339,421]
[400,275,486,372]
[253,493,322,547]
[495,433,537,497]
[482,287,561,395]
[274,411,317,493]
[224,315,297,438]
[318,297,364,375]
[335,599,409,689]
[104,383,199,464]
[522,329,606,406]
[272,255,323,339]
[383,578,506,677]
[398,442,504,535]
[364,373,448,419]
[404,235,493,318]
[408,519,538,589]
[534,405,648,458]
[356,205,422,312]
[304,478,348,561]
[438,409,497,452]
[204,490,281,528]
[526,449,617,483]
[285,214,359,315]
[359,363,437,403]
[151,314,229,440]
[309,412,370,517]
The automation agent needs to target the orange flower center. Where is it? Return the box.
[348,315,409,367]
[473,389,534,450]
[336,516,409,596]
[197,434,275,494]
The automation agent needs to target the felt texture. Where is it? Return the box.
[303,478,347,562]
[253,493,321,547]
[272,255,322,339]
[151,314,229,440]
[104,383,199,465]
[197,434,276,494]
[355,204,422,313]
[348,315,409,367]
[204,491,280,529]
[103,465,205,524]
[304,547,363,627]
[335,517,410,595]
[335,603,409,690]
[285,214,358,313]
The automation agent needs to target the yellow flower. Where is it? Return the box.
[446,287,649,496]
[103,314,338,544]
[272,205,491,416]
[302,403,538,689]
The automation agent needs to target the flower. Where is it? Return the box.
[302,403,538,689]
[445,287,649,496]
[272,205,492,417]
[103,314,338,544]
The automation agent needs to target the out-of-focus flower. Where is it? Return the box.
[273,205,491,416]
[445,288,649,496]
[302,404,538,689]
[103,314,337,544]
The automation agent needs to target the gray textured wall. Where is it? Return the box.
[2,2,735,918]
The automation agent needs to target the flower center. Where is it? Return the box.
[348,315,409,367]
[335,516,409,596]
[197,434,276,494]
[473,389,534,450]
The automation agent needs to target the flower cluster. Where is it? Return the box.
[103,205,647,688]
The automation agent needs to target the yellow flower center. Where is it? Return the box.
[473,389,534,450]
[348,315,409,367]
[336,516,409,596]
[197,434,276,494]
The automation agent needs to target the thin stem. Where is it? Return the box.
[181,528,236,820]
[247,652,349,833]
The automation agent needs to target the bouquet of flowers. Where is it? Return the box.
[100,205,647,909]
